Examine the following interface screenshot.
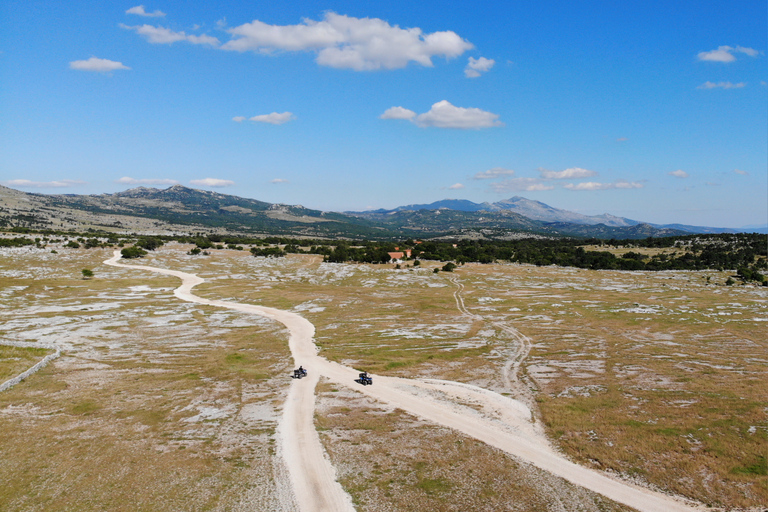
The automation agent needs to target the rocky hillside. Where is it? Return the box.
[0,184,691,239]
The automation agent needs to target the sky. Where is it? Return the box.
[1,1,766,228]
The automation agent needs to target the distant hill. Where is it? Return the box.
[359,196,745,234]
[0,184,741,239]
[366,196,640,227]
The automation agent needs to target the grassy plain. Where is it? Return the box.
[0,245,294,511]
[1,242,766,510]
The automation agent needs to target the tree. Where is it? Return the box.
[121,246,148,259]
[81,269,94,279]
[137,237,163,251]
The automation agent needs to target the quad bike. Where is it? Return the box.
[293,367,308,379]
[356,372,373,386]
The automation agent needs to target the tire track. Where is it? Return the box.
[449,275,532,392]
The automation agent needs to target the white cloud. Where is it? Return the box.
[126,5,166,17]
[472,167,515,180]
[490,178,554,192]
[190,178,235,187]
[697,81,746,89]
[4,179,86,188]
[69,57,130,72]
[232,116,247,122]
[116,177,178,185]
[120,24,220,46]
[538,167,598,180]
[668,169,689,178]
[447,183,465,190]
[464,56,494,78]
[221,12,473,71]
[249,112,295,125]
[613,180,644,189]
[385,100,501,129]
[697,45,759,63]
[271,178,289,184]
[380,106,416,120]
[733,169,749,176]
[565,180,644,191]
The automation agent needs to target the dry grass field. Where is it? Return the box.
[1,242,766,510]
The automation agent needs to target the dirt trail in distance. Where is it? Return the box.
[105,252,705,512]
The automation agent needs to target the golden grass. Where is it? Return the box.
[0,346,53,381]
[2,244,766,510]
[0,245,293,511]
[454,263,768,509]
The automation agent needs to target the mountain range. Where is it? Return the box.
[355,196,745,234]
[0,184,759,239]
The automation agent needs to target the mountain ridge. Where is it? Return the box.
[356,195,743,234]
[0,184,757,238]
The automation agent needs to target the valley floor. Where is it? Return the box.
[1,243,766,511]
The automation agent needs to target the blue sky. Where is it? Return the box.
[1,1,766,228]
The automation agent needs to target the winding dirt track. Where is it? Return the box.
[105,252,704,512]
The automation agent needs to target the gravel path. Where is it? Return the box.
[105,252,705,512]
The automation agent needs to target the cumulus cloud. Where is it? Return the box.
[697,81,746,89]
[271,178,289,184]
[116,177,178,185]
[190,178,234,187]
[565,180,644,191]
[380,106,416,120]
[69,57,131,72]
[490,178,554,192]
[464,56,494,78]
[232,116,247,122]
[4,179,86,188]
[472,167,515,180]
[538,167,598,180]
[120,24,220,46]
[221,12,473,70]
[668,170,689,178]
[415,101,502,128]
[126,5,166,17]
[733,169,749,176]
[697,45,759,63]
[382,100,501,129]
[249,112,295,125]
[447,183,465,190]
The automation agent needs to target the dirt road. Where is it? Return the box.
[105,252,704,512]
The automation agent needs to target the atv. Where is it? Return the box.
[357,371,373,386]
[293,367,308,379]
